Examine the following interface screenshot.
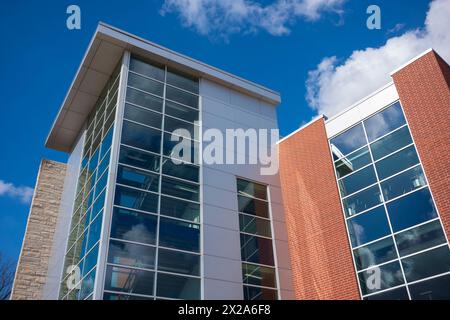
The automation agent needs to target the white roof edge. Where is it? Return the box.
[277,115,325,144]
[390,48,434,76]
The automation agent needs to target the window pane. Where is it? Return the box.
[242,263,276,288]
[167,68,199,93]
[124,104,162,129]
[114,185,159,214]
[87,213,102,251]
[103,293,153,300]
[342,185,382,217]
[402,245,450,282]
[129,57,165,82]
[100,127,113,159]
[158,248,200,276]
[126,87,163,113]
[375,145,419,180]
[238,195,269,218]
[159,217,200,252]
[110,207,157,245]
[370,126,413,160]
[121,121,161,154]
[387,188,437,232]
[364,286,409,300]
[105,265,154,296]
[347,206,390,247]
[119,145,160,173]
[82,244,99,276]
[358,261,404,295]
[156,273,200,299]
[166,86,198,109]
[108,239,156,270]
[79,268,96,300]
[339,165,377,197]
[239,214,272,238]
[364,102,406,142]
[237,179,267,200]
[243,286,277,300]
[117,165,159,192]
[161,176,199,202]
[165,100,199,123]
[163,133,199,164]
[409,273,450,300]
[381,166,426,201]
[160,196,200,222]
[353,237,397,270]
[334,147,372,179]
[395,220,446,257]
[330,124,366,157]
[162,157,199,182]
[128,73,164,97]
[164,116,198,139]
[240,234,275,266]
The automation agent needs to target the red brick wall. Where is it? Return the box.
[279,118,360,300]
[392,50,450,241]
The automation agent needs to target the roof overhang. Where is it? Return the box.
[46,22,281,153]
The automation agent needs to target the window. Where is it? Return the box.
[409,273,450,300]
[347,206,390,247]
[338,165,377,197]
[358,261,404,295]
[243,286,277,300]
[110,207,157,245]
[129,57,165,82]
[381,166,426,201]
[166,86,198,109]
[238,195,269,218]
[121,121,161,154]
[160,196,200,222]
[167,68,199,93]
[103,293,153,300]
[114,185,159,214]
[364,286,409,300]
[117,165,159,192]
[242,263,276,288]
[124,103,162,129]
[126,87,163,113]
[79,268,96,300]
[83,244,99,276]
[239,214,272,238]
[330,124,366,157]
[370,126,413,160]
[364,102,406,142]
[156,273,200,299]
[162,158,199,182]
[164,116,198,139]
[104,265,154,296]
[353,237,397,270]
[240,234,275,266]
[119,145,160,173]
[163,132,199,164]
[87,213,102,251]
[159,217,200,252]
[161,176,199,202]
[237,179,268,200]
[334,147,372,178]
[128,73,164,97]
[158,248,200,276]
[342,185,382,217]
[401,246,450,282]
[108,239,156,270]
[375,145,419,180]
[165,100,199,123]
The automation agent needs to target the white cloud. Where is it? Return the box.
[160,0,346,38]
[306,0,450,117]
[0,180,34,204]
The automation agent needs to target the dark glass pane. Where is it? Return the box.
[159,217,200,252]
[240,234,274,266]
[242,263,276,288]
[342,185,382,217]
[103,293,153,300]
[358,261,404,295]
[239,214,272,238]
[89,147,100,173]
[119,145,160,173]
[353,237,397,270]
[409,273,450,300]
[129,57,165,82]
[117,165,159,192]
[110,207,157,245]
[128,73,164,97]
[121,121,161,154]
[364,102,406,142]
[339,165,377,197]
[243,285,277,300]
[330,124,366,157]
[158,248,200,276]
[91,190,105,222]
[165,100,199,123]
[160,196,200,222]
[370,126,413,160]
[161,176,199,202]
[167,68,199,93]
[166,86,198,109]
[124,104,162,129]
[100,127,113,159]
[108,239,156,269]
[237,179,267,200]
[156,273,200,299]
[402,246,450,282]
[162,157,199,182]
[364,286,409,300]
[97,153,110,182]
[347,206,390,247]
[104,265,154,296]
[164,116,198,139]
[87,213,102,251]
[114,185,159,214]
[335,147,372,178]
[79,268,96,300]
[381,166,426,201]
[375,145,419,180]
[82,244,99,277]
[387,188,437,232]
[238,195,269,218]
[163,133,199,164]
[126,87,163,113]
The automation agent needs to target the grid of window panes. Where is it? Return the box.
[102,56,201,300]
[236,178,278,300]
[330,101,450,300]
[59,64,120,300]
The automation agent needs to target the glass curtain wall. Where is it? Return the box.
[330,101,450,300]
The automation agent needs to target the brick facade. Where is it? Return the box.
[392,51,450,242]
[11,160,67,300]
[278,118,360,300]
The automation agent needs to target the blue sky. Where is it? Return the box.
[0,0,442,263]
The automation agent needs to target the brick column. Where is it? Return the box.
[392,50,450,240]
[279,118,360,300]
[11,160,67,300]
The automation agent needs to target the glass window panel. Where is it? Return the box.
[161,176,199,202]
[163,132,199,164]
[121,121,161,154]
[164,116,198,139]
[89,147,100,173]
[387,188,437,232]
[129,57,165,82]
[87,213,102,251]
[103,293,153,300]
[114,184,158,214]
[160,196,200,222]
[334,147,372,179]
[364,102,406,142]
[358,261,404,295]
[159,217,200,252]
[330,124,366,157]
[364,286,409,300]
[97,150,110,178]
[119,145,160,173]
[110,207,157,245]
[381,166,426,201]
[165,100,199,123]
[370,126,413,160]
[237,179,267,200]
[342,185,382,217]
[126,87,163,113]
[238,195,269,218]
[339,165,377,197]
[82,244,99,277]
[162,158,199,182]
[167,68,199,93]
[128,73,164,97]
[239,214,272,238]
[91,190,105,220]
[409,273,450,300]
[79,268,96,300]
[124,104,162,129]
[100,127,114,159]
[156,273,200,300]
[375,145,420,180]
[395,220,447,257]
[104,110,115,133]
[108,239,156,270]
[347,206,390,247]
[117,165,159,192]
[158,248,200,276]
[243,285,278,300]
[402,245,450,282]
[242,263,276,288]
[166,86,198,109]
[240,234,275,266]
[105,265,154,296]
[353,237,397,270]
